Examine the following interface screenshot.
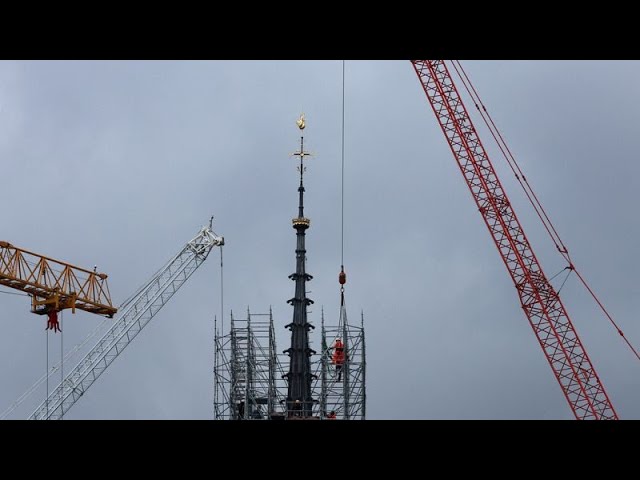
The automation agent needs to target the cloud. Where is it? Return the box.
[0,61,637,419]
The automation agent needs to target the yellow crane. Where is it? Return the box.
[0,241,116,331]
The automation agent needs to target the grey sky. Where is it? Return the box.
[0,60,638,419]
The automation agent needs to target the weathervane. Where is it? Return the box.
[292,113,312,176]
[296,113,306,130]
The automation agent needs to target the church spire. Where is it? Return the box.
[284,114,315,417]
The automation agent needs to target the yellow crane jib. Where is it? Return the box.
[0,241,117,329]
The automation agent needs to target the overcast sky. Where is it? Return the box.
[0,60,638,420]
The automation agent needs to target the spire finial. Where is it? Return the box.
[291,115,312,182]
[296,113,306,130]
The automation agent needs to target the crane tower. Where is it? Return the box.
[411,60,617,420]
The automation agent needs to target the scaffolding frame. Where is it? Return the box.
[215,307,366,420]
[315,309,366,420]
[214,308,287,420]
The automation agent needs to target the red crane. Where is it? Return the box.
[411,60,617,420]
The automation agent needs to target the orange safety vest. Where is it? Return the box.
[332,340,345,365]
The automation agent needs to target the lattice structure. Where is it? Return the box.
[0,241,116,317]
[314,309,366,420]
[214,307,366,421]
[214,308,287,420]
[411,60,616,420]
[30,222,223,420]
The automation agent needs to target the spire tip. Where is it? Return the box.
[296,113,306,130]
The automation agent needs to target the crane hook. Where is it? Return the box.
[46,310,62,333]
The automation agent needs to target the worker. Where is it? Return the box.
[289,398,303,417]
[46,311,61,333]
[251,406,264,420]
[332,338,345,381]
[326,410,336,419]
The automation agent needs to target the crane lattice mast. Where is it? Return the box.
[0,241,117,319]
[411,60,617,420]
[29,221,224,420]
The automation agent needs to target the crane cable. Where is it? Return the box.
[2,257,200,420]
[44,310,64,421]
[44,309,65,421]
[332,60,348,390]
[0,315,112,419]
[450,60,640,363]
[0,289,29,297]
[45,327,49,419]
[451,61,568,254]
[220,244,224,338]
[60,311,63,420]
[341,60,346,272]
[338,60,347,329]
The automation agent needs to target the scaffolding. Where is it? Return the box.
[214,306,366,420]
[315,308,366,420]
[214,308,288,420]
